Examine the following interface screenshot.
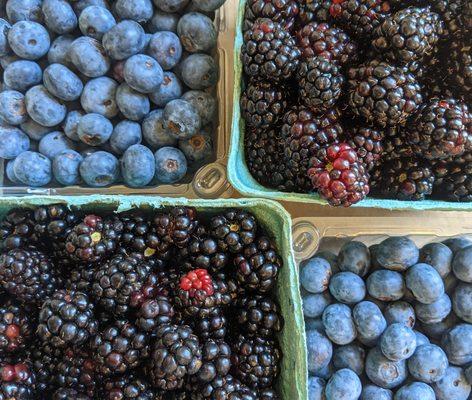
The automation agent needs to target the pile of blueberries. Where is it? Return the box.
[300,235,472,400]
[0,0,224,188]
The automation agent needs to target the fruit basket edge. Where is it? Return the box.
[0,194,307,400]
[227,0,472,211]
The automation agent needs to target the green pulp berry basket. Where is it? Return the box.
[228,0,472,211]
[0,195,307,400]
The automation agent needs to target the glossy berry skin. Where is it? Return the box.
[374,237,419,271]
[81,77,119,118]
[361,385,393,400]
[3,60,42,92]
[154,146,187,184]
[116,83,150,122]
[8,21,50,60]
[102,20,146,60]
[366,347,408,389]
[13,151,52,187]
[180,53,219,89]
[420,242,453,279]
[306,329,333,373]
[406,263,445,304]
[380,323,416,362]
[452,246,472,283]
[123,54,164,94]
[432,366,471,400]
[325,368,361,400]
[79,151,119,187]
[332,343,365,375]
[25,85,67,127]
[441,323,472,366]
[322,303,357,345]
[367,270,405,301]
[68,37,110,78]
[163,99,201,140]
[78,5,116,40]
[408,344,449,383]
[52,149,83,186]
[352,301,387,347]
[0,126,29,159]
[452,282,472,323]
[329,271,366,304]
[394,382,436,400]
[300,257,332,294]
[149,71,183,107]
[177,12,217,53]
[337,241,370,276]
[39,132,75,160]
[43,64,83,102]
[121,144,156,188]
[415,293,452,324]
[147,31,182,70]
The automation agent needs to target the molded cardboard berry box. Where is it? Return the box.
[0,194,307,400]
[227,0,472,211]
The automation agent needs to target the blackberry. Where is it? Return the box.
[231,335,280,390]
[235,296,283,339]
[372,7,444,63]
[345,126,384,171]
[234,236,282,293]
[33,204,80,245]
[30,342,62,393]
[0,361,35,400]
[91,253,153,316]
[152,207,197,250]
[407,99,472,160]
[65,215,123,263]
[119,213,157,257]
[52,388,90,400]
[259,388,280,399]
[282,106,343,192]
[245,0,299,30]
[432,0,472,39]
[196,339,231,383]
[0,247,62,304]
[210,210,257,254]
[435,161,472,201]
[308,143,370,206]
[146,324,202,391]
[241,18,300,81]
[64,264,96,294]
[347,60,423,127]
[135,296,175,334]
[446,40,472,103]
[199,374,257,400]
[298,0,334,25]
[297,56,344,114]
[0,209,38,250]
[296,21,358,65]
[91,319,150,376]
[101,375,157,400]
[0,301,33,355]
[382,129,414,162]
[37,290,98,348]
[240,81,287,130]
[191,306,227,340]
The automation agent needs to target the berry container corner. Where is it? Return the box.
[0,194,307,400]
[227,0,472,211]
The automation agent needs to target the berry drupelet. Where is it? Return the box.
[0,361,36,400]
[196,339,231,383]
[433,0,472,39]
[0,209,38,251]
[0,301,33,355]
[435,161,472,202]
[199,374,257,400]
[344,126,384,172]
[152,207,197,250]
[446,40,472,103]
[245,0,299,30]
[297,0,333,25]
[52,388,91,400]
[191,306,228,340]
[135,296,175,334]
[101,374,157,400]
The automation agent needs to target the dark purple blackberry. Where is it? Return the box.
[372,7,444,63]
[259,388,280,400]
[199,374,257,400]
[296,21,358,65]
[235,295,283,339]
[119,213,154,255]
[446,40,472,103]
[52,388,91,400]
[297,56,345,114]
[347,60,423,127]
[64,264,96,294]
[231,335,281,390]
[146,324,202,391]
[434,161,472,201]
[0,247,62,304]
[0,209,38,250]
[135,296,175,334]
[407,99,472,160]
[381,129,414,162]
[432,0,472,39]
[91,319,150,376]
[37,290,98,348]
[245,0,299,30]
[30,342,62,393]
[196,339,231,383]
[298,0,334,25]
[101,375,157,400]
[345,126,384,171]
[0,301,33,355]
[234,237,282,294]
[152,207,197,250]
[240,81,287,130]
[191,306,227,340]
[241,18,301,81]
[0,361,35,400]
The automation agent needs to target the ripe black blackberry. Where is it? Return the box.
[372,7,444,63]
[0,247,61,304]
[297,0,333,25]
[91,253,153,316]
[435,161,472,202]
[30,342,62,393]
[446,40,472,103]
[296,21,358,66]
[0,361,36,400]
[241,18,300,81]
[0,301,33,355]
[245,0,299,30]
[64,264,96,294]
[347,60,423,127]
[146,324,202,391]
[297,56,345,114]
[152,207,197,250]
[0,209,38,250]
[65,215,123,263]
[199,374,257,400]
[433,0,472,39]
[52,388,90,400]
[345,126,384,171]
[196,339,231,383]
[231,335,280,390]
[234,237,282,294]
[191,306,227,340]
[91,319,149,376]
[101,375,157,400]
[260,388,280,400]
[135,296,175,334]
[119,213,156,256]
[240,81,287,130]
[235,296,283,339]
[407,99,472,160]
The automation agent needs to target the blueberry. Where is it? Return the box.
[365,347,408,389]
[394,382,435,400]
[115,0,153,23]
[352,301,387,347]
[332,343,365,375]
[383,301,416,328]
[445,273,459,294]
[315,251,339,273]
[6,0,43,23]
[406,263,445,304]
[42,0,77,34]
[452,282,472,323]
[300,257,332,294]
[329,272,366,304]
[163,99,201,140]
[3,60,42,92]
[413,330,429,346]
[337,241,371,277]
[408,344,448,383]
[116,83,150,121]
[380,323,416,362]
[452,246,472,283]
[8,21,50,60]
[308,376,326,400]
[148,31,182,70]
[79,150,119,187]
[180,53,219,89]
[0,125,29,159]
[102,20,146,61]
[157,0,190,12]
[441,323,472,366]
[43,64,84,102]
[415,293,452,324]
[432,366,471,400]
[69,36,110,78]
[80,147,99,158]
[465,365,472,385]
[52,149,83,185]
[110,120,142,154]
[361,385,393,400]
[142,109,177,149]
[154,146,187,183]
[78,5,116,40]
[123,54,164,93]
[305,318,324,333]
[80,77,119,118]
[312,362,334,380]
[62,110,84,142]
[0,18,10,57]
[325,368,361,400]
[420,312,459,340]
[303,292,332,318]
[6,159,20,183]
[179,130,213,164]
[121,144,155,187]
[442,237,472,254]
[367,269,405,302]
[73,0,110,15]
[0,90,27,125]
[306,328,333,373]
[148,11,179,33]
[322,303,357,345]
[47,35,75,67]
[149,71,183,107]
[181,90,217,126]
[374,237,419,271]
[13,151,51,186]
[25,85,67,127]
[420,242,453,279]
[177,12,217,54]
[76,113,113,147]
[39,131,75,159]
[20,118,52,141]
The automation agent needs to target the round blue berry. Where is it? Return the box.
[383,301,416,328]
[3,60,42,92]
[42,0,77,34]
[6,159,20,184]
[308,376,326,400]
[123,54,164,93]
[329,271,366,304]
[415,293,452,324]
[115,0,153,23]
[380,323,417,362]
[180,53,218,89]
[157,0,190,12]
[39,131,75,159]
[302,292,332,319]
[432,366,471,400]
[102,20,146,61]
[142,109,177,149]
[306,328,333,373]
[337,241,371,276]
[77,113,113,146]
[78,5,116,40]
[47,35,74,67]
[325,368,361,400]
[13,151,52,186]
[79,151,119,187]
[352,301,387,347]
[52,149,83,185]
[406,263,445,304]
[69,36,110,78]
[121,144,155,187]
[453,246,472,283]
[110,120,142,154]
[322,303,357,345]
[300,257,332,294]
[20,118,52,141]
[366,347,408,389]
[163,99,201,140]
[420,242,453,279]
[421,313,459,340]
[367,269,405,301]
[0,18,11,57]
[6,0,43,23]
[452,282,472,323]
[149,11,179,33]
[177,12,217,53]
[441,323,472,366]
[414,330,430,346]
[181,90,217,126]
[43,64,84,102]
[332,343,365,375]
[0,90,27,125]
[179,130,213,164]
[0,125,29,159]
[62,110,84,142]
[73,0,110,15]
[361,385,393,400]
[154,146,187,183]
[374,237,419,271]
[148,31,182,70]
[408,344,448,383]
[81,77,119,118]
[115,83,150,121]
[442,237,472,254]
[25,85,67,127]
[8,21,50,60]
[395,382,435,400]
[149,71,183,107]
